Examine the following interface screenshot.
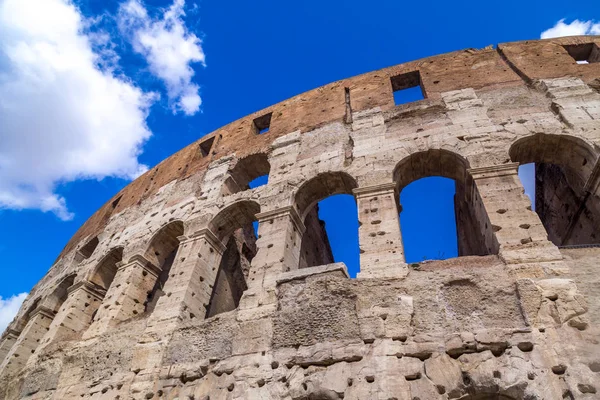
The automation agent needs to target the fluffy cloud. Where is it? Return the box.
[118,0,205,116]
[541,19,600,39]
[0,293,28,333]
[0,0,156,220]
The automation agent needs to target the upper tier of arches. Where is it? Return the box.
[55,35,600,260]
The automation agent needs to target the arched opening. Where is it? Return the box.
[88,247,123,323]
[222,153,271,195]
[90,247,123,291]
[47,274,76,313]
[78,236,99,260]
[143,221,184,314]
[206,200,259,318]
[14,298,41,332]
[394,150,497,262]
[295,172,359,276]
[510,134,600,246]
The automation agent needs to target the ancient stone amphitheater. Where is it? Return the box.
[1,36,600,400]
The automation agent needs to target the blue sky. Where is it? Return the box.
[0,0,598,328]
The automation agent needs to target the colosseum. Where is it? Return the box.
[1,35,600,399]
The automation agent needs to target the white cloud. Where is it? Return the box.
[0,293,28,333]
[118,0,205,116]
[541,19,600,39]
[0,0,156,220]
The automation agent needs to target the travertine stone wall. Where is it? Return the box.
[1,36,600,400]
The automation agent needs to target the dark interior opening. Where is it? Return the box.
[199,136,215,157]
[390,71,425,105]
[564,43,600,64]
[253,112,272,134]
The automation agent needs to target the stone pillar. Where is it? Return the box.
[33,282,105,353]
[146,230,226,330]
[0,307,54,378]
[353,183,408,278]
[83,255,160,339]
[470,163,563,266]
[0,330,20,365]
[251,206,305,289]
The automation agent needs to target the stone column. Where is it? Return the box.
[470,163,563,267]
[0,307,54,378]
[252,206,305,288]
[146,229,226,330]
[33,282,105,354]
[83,255,160,339]
[0,330,20,365]
[237,206,304,312]
[353,183,408,278]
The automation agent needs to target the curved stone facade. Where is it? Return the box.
[1,36,600,399]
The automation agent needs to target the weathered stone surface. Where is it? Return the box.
[2,36,600,399]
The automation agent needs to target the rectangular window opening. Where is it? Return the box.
[390,71,425,106]
[253,112,272,135]
[199,136,215,157]
[564,43,600,64]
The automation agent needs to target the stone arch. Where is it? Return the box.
[142,221,185,313]
[12,297,41,333]
[46,274,76,313]
[393,149,470,193]
[89,247,123,291]
[0,275,76,378]
[293,171,359,271]
[143,221,185,267]
[509,133,600,245]
[205,200,260,317]
[393,149,498,258]
[294,171,359,220]
[222,153,271,195]
[209,200,261,242]
[77,236,99,261]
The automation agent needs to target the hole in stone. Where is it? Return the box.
[253,113,272,134]
[552,364,567,375]
[365,376,375,383]
[391,71,425,106]
[517,342,534,352]
[199,137,215,158]
[405,372,421,381]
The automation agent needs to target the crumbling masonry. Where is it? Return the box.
[1,36,600,399]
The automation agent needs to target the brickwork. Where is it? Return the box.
[1,36,600,399]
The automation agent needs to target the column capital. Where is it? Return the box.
[30,305,56,320]
[67,281,106,301]
[352,182,397,198]
[120,254,161,277]
[1,329,20,340]
[468,162,519,180]
[256,205,305,234]
[187,228,227,254]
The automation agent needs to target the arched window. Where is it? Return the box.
[294,172,360,276]
[90,247,122,291]
[222,153,270,195]
[88,247,123,322]
[394,150,497,262]
[143,221,184,313]
[0,275,75,376]
[47,274,76,313]
[511,134,600,246]
[77,236,99,260]
[206,200,259,317]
